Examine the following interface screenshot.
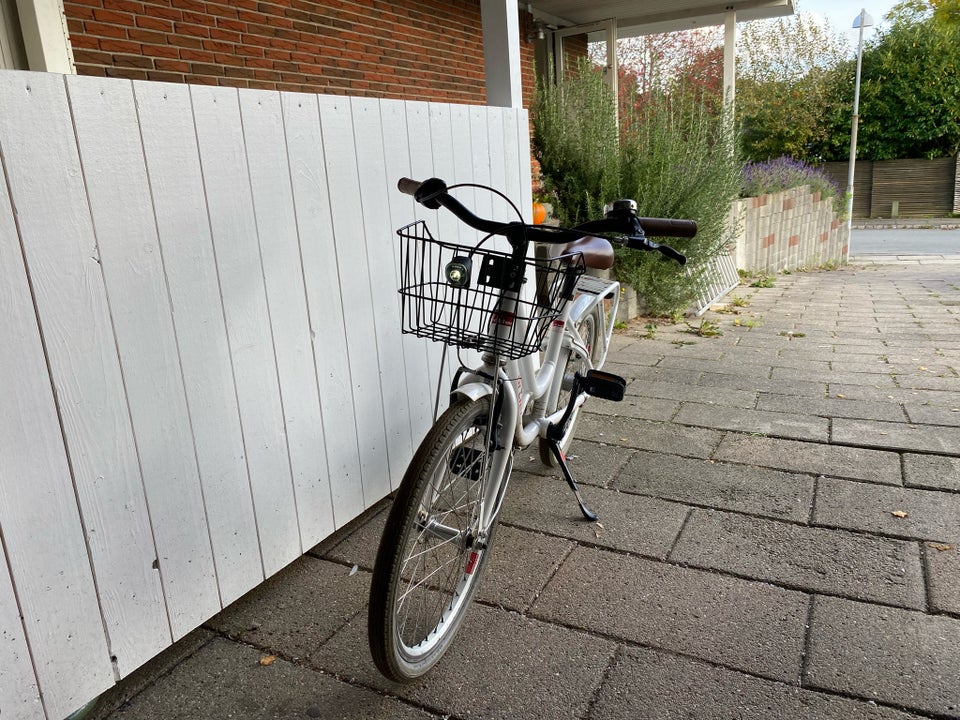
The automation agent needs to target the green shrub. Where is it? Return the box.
[532,60,742,315]
[742,156,844,215]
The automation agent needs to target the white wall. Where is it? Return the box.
[0,70,532,720]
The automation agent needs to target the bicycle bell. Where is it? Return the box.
[604,199,637,217]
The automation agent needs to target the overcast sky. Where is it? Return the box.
[795,0,900,32]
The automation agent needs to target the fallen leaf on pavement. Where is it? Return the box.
[928,542,953,551]
[891,510,909,518]
[259,655,277,666]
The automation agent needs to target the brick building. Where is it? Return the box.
[3,0,539,106]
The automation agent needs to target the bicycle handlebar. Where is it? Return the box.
[397,177,693,264]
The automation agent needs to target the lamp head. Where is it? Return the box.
[853,9,874,28]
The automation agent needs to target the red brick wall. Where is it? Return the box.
[63,0,536,107]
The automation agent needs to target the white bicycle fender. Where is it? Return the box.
[451,381,494,403]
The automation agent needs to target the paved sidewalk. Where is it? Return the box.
[95,259,960,720]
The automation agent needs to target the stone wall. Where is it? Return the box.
[732,185,849,274]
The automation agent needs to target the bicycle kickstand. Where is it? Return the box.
[546,439,598,522]
[546,369,627,522]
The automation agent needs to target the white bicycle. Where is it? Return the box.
[367,177,694,682]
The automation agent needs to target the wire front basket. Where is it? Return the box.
[398,221,585,360]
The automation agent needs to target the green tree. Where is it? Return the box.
[736,13,850,162]
[848,6,960,159]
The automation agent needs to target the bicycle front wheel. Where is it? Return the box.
[368,396,503,682]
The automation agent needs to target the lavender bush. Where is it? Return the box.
[742,156,844,215]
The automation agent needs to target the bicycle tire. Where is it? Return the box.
[368,396,503,682]
[539,306,602,466]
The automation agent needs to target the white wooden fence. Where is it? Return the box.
[0,70,532,720]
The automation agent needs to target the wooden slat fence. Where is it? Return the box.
[0,70,532,720]
[821,156,958,217]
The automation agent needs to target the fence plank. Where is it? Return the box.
[501,109,526,222]
[66,75,221,642]
[0,70,170,681]
[319,95,391,510]
[0,546,43,720]
[281,92,364,527]
[405,101,447,423]
[351,97,415,489]
[0,123,111,719]
[240,89,333,549]
[191,84,301,576]
[379,99,434,449]
[133,80,263,607]
[426,103,461,390]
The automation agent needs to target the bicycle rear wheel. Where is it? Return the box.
[539,306,602,466]
[368,396,503,682]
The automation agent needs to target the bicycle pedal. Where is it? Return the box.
[580,369,626,402]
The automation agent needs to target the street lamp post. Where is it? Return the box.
[846,9,874,236]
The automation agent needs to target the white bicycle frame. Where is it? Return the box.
[447,270,620,538]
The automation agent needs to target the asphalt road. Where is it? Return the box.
[851,228,960,255]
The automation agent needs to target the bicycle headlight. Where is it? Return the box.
[445,257,472,288]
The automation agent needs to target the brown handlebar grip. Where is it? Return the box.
[638,217,698,238]
[397,177,422,196]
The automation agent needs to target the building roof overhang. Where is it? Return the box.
[527,0,795,37]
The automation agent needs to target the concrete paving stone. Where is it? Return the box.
[321,506,388,570]
[671,509,925,609]
[602,360,656,381]
[925,543,960,615]
[885,348,960,374]
[626,378,759,408]
[90,629,216,720]
[590,394,680,422]
[832,417,960,454]
[623,365,706,386]
[814,477,960,544]
[609,333,638,352]
[590,645,928,720]
[602,352,662,369]
[812,333,887,345]
[309,498,390,559]
[206,555,369,663]
[713,434,902,485]
[674,401,829,442]
[898,374,960,393]
[756,392,907,422]
[661,343,728,360]
[903,452,960,491]
[620,342,724,362]
[656,354,775,379]
[764,353,834,371]
[500,471,688,559]
[102,636,436,720]
[887,362,958,377]
[772,366,897,387]
[805,595,960,718]
[614,450,814,522]
[477,525,576,612]
[904,403,960,427]
[323,501,577,614]
[829,383,960,407]
[872,348,946,369]
[831,346,903,359]
[697,371,828,399]
[513,437,635,485]
[530,546,808,682]
[311,603,617,720]
[830,360,896,374]
[578,413,723,458]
